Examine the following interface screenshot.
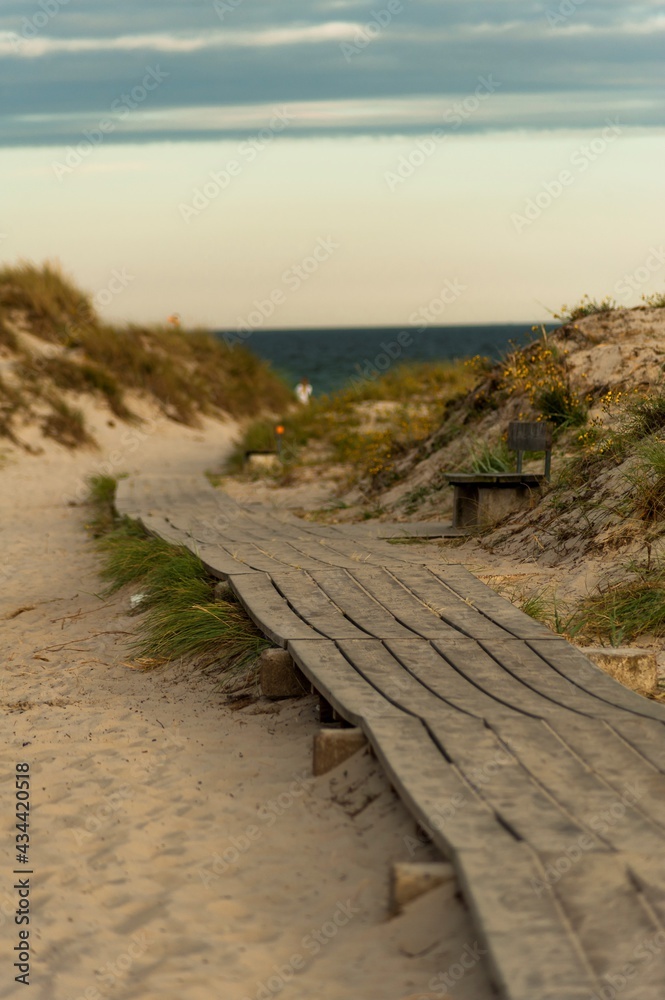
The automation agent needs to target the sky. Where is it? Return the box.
[1,0,664,328]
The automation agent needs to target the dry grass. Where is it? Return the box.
[0,261,291,443]
[41,396,93,448]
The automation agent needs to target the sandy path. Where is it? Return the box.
[0,412,494,1000]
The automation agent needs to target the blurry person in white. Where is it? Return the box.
[295,378,313,404]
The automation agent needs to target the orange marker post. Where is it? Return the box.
[275,425,285,457]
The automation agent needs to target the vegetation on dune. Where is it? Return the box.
[0,260,291,445]
[87,475,270,687]
[227,360,476,484]
[553,294,618,323]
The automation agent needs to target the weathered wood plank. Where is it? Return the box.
[338,639,603,852]
[347,566,464,640]
[544,851,665,995]
[433,564,558,640]
[386,566,514,639]
[308,568,422,639]
[456,846,598,1000]
[270,571,371,639]
[529,638,665,724]
[483,639,665,772]
[228,573,320,647]
[388,639,665,831]
[287,638,403,726]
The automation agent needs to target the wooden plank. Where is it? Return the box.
[433,564,557,640]
[545,852,665,994]
[346,566,464,640]
[308,568,421,639]
[195,543,254,579]
[483,639,665,772]
[455,847,597,1000]
[363,714,516,856]
[338,639,601,852]
[481,638,640,720]
[287,638,404,727]
[386,566,514,640]
[280,535,362,569]
[529,638,665,724]
[228,572,320,647]
[387,636,509,710]
[270,571,371,639]
[388,639,665,832]
[492,715,665,858]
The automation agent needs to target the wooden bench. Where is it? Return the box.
[445,421,553,528]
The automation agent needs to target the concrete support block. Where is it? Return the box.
[312,727,367,776]
[390,862,455,915]
[245,452,280,473]
[584,647,657,694]
[259,648,307,699]
[213,580,234,602]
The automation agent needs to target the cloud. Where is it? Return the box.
[0,1,662,146]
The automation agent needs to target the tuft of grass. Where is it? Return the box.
[642,291,665,308]
[536,383,587,429]
[624,438,665,521]
[0,259,93,340]
[569,564,665,645]
[88,477,270,682]
[555,294,617,323]
[86,474,123,537]
[625,390,665,440]
[469,440,513,474]
[41,396,93,448]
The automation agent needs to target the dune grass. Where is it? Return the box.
[0,261,291,438]
[569,564,665,646]
[88,475,270,684]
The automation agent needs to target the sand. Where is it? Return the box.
[0,404,495,1000]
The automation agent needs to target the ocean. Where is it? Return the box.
[214,324,535,397]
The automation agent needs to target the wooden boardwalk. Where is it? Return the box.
[117,475,665,1000]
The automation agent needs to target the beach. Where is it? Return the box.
[0,406,494,1000]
